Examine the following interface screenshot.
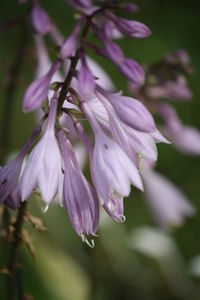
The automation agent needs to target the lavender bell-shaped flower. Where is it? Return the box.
[159,103,200,155]
[20,96,63,206]
[110,14,151,38]
[119,58,145,85]
[123,3,138,13]
[59,22,81,60]
[30,0,51,35]
[74,119,127,223]
[66,0,98,15]
[23,59,61,112]
[78,52,95,97]
[142,167,195,229]
[98,89,156,132]
[58,130,99,245]
[104,41,124,65]
[82,102,143,205]
[0,126,41,206]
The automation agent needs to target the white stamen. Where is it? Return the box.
[42,204,49,213]
[81,234,95,248]
[121,215,126,223]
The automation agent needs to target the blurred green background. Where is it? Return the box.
[1,0,200,299]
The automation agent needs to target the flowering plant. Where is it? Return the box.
[0,0,199,298]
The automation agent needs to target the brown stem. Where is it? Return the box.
[57,17,91,111]
[57,6,108,111]
[6,202,27,300]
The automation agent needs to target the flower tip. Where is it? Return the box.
[81,234,95,248]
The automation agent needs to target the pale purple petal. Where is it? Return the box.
[78,54,95,97]
[142,168,195,229]
[119,58,145,85]
[30,0,51,35]
[108,93,156,132]
[58,130,99,237]
[23,60,61,112]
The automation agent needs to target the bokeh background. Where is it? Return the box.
[0,0,200,299]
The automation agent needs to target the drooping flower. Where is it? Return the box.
[20,96,63,205]
[142,167,195,229]
[158,103,200,155]
[82,102,143,205]
[78,52,95,97]
[30,0,51,35]
[119,58,145,85]
[0,126,41,206]
[59,22,81,60]
[23,59,61,112]
[58,130,99,243]
[98,89,156,132]
[109,14,151,38]
[66,0,98,15]
[103,191,125,223]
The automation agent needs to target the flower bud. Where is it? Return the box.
[30,0,51,35]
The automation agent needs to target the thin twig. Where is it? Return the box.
[57,6,109,111]
[6,202,27,300]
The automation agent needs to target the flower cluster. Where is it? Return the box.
[129,50,197,228]
[0,0,195,244]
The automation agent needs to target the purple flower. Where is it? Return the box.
[0,157,24,205]
[82,102,143,204]
[66,0,98,15]
[30,0,51,35]
[146,80,192,101]
[78,52,95,97]
[123,3,138,13]
[142,168,195,229]
[103,192,125,223]
[23,59,61,112]
[20,97,63,205]
[0,126,41,206]
[158,103,200,155]
[119,58,145,85]
[99,90,156,132]
[58,130,99,242]
[110,14,151,38]
[59,23,81,60]
[104,41,124,65]
[103,20,123,40]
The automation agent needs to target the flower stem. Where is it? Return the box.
[57,6,108,111]
[6,202,27,300]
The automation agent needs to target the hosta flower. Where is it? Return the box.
[109,14,151,38]
[0,156,24,204]
[119,58,145,85]
[103,192,125,223]
[66,0,98,15]
[78,52,95,97]
[30,0,51,35]
[58,130,99,242]
[23,59,61,112]
[159,103,200,155]
[59,22,81,60]
[0,126,40,206]
[20,97,62,205]
[82,102,143,204]
[98,89,156,132]
[142,168,195,229]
